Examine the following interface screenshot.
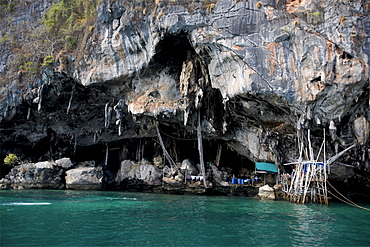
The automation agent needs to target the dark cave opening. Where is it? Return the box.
[154,124,255,179]
[152,32,192,67]
[74,137,161,172]
[149,31,194,78]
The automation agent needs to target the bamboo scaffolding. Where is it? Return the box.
[285,129,329,204]
[284,127,355,205]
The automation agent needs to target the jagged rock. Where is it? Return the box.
[65,166,103,190]
[0,162,64,189]
[258,185,276,200]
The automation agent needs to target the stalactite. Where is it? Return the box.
[114,99,125,136]
[215,144,222,167]
[105,102,112,128]
[136,139,144,161]
[66,83,75,114]
[37,84,44,112]
[27,107,31,120]
[73,134,77,155]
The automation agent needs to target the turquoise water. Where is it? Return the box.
[1,190,369,246]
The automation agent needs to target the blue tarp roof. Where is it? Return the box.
[255,162,278,173]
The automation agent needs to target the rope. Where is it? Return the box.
[327,181,370,211]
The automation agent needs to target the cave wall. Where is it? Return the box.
[0,0,369,191]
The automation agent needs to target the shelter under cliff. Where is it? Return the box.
[0,0,369,200]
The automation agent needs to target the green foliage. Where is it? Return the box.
[42,0,100,51]
[43,0,99,35]
[0,34,10,43]
[0,0,16,13]
[42,56,54,66]
[4,154,17,165]
[308,11,321,16]
[19,62,37,74]
[65,35,77,49]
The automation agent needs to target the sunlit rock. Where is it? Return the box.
[65,166,103,190]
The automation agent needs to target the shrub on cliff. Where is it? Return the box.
[41,56,54,67]
[4,154,17,165]
[43,0,100,49]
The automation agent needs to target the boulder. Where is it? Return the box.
[258,185,276,200]
[115,160,162,185]
[210,164,229,186]
[139,164,162,185]
[65,166,103,190]
[180,159,199,176]
[55,158,74,169]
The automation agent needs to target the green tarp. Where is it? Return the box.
[255,162,278,173]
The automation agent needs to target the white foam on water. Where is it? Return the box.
[2,202,51,206]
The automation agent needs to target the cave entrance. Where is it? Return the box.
[150,31,193,77]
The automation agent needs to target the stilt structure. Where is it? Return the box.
[284,129,329,204]
[283,125,355,205]
[283,129,355,205]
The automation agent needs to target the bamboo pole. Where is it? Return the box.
[105,143,109,167]
[197,112,207,188]
[156,125,179,173]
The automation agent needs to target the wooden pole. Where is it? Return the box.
[197,112,207,188]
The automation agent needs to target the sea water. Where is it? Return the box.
[1,190,369,246]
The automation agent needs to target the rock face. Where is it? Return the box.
[0,0,369,198]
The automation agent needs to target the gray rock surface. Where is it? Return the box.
[0,161,64,189]
[65,166,103,190]
[115,160,162,185]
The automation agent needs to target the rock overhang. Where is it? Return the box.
[0,0,369,192]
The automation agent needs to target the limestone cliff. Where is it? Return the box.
[0,0,369,198]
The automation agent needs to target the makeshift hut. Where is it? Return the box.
[255,162,278,185]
